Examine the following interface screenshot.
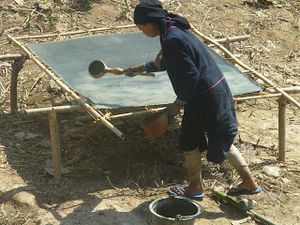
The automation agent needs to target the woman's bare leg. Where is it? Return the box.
[183,149,204,193]
[226,145,258,191]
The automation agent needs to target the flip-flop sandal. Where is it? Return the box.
[227,186,262,196]
[167,185,205,200]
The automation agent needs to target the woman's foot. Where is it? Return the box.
[185,180,204,195]
[167,185,204,200]
[227,181,261,196]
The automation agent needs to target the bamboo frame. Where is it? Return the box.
[7,24,299,166]
[7,28,252,138]
[7,34,125,139]
[190,24,300,109]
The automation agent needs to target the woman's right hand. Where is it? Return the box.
[108,67,125,75]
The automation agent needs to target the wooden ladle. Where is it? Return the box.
[88,60,155,78]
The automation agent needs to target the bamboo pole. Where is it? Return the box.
[0,54,23,61]
[213,191,279,225]
[23,104,166,119]
[278,96,286,162]
[235,93,282,101]
[48,109,61,183]
[14,25,250,45]
[14,24,136,40]
[23,105,82,115]
[190,24,300,109]
[108,107,166,119]
[7,34,125,139]
[213,35,250,44]
[235,86,300,101]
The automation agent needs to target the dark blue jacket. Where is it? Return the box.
[146,27,224,103]
[145,26,237,135]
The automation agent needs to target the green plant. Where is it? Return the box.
[83,0,93,10]
[43,11,59,27]
[117,7,129,21]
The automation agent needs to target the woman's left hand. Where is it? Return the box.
[167,103,182,117]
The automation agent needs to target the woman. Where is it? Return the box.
[125,0,261,199]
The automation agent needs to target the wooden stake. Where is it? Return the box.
[10,54,27,114]
[7,34,125,139]
[278,96,286,162]
[49,109,61,183]
[190,24,300,109]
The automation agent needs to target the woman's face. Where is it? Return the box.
[136,23,160,37]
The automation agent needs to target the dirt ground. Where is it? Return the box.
[0,0,300,225]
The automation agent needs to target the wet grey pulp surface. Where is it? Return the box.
[28,32,261,108]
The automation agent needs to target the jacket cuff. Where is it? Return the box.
[144,61,158,72]
[174,98,186,106]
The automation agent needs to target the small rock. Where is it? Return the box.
[238,198,256,210]
[44,159,70,176]
[263,165,280,177]
[14,0,24,5]
[35,0,54,11]
[292,67,300,74]
[12,191,37,208]
[14,132,25,139]
[25,132,39,140]
[282,178,290,184]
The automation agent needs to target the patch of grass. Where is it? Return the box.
[117,7,129,21]
[0,205,28,225]
[71,0,103,11]
[44,11,59,27]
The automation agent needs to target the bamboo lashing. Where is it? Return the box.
[7,34,125,139]
[190,24,300,109]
